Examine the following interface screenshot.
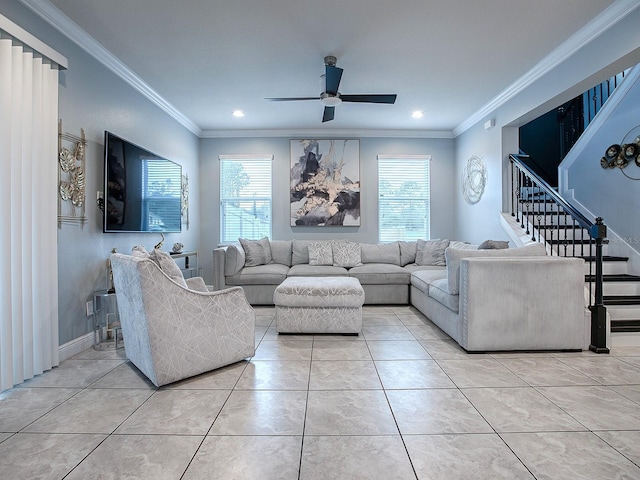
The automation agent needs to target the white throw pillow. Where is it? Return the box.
[332,240,362,267]
[415,239,450,266]
[308,242,334,266]
[148,249,188,287]
[239,236,272,267]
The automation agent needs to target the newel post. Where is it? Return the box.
[589,217,609,353]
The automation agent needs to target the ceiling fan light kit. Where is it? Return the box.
[266,56,397,122]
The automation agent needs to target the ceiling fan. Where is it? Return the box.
[266,56,397,122]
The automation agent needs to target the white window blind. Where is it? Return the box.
[142,159,182,231]
[220,155,272,243]
[378,155,431,242]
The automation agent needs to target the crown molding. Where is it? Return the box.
[20,0,640,140]
[199,128,455,139]
[19,0,202,136]
[453,0,640,137]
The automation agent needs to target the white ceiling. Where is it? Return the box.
[41,0,620,136]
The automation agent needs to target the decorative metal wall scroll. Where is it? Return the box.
[58,120,87,226]
[461,155,487,205]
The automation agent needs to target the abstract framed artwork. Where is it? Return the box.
[290,139,360,226]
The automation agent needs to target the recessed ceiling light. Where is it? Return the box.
[411,110,424,119]
[232,110,245,117]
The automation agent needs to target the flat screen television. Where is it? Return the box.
[103,131,182,233]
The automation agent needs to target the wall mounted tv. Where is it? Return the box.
[103,131,182,233]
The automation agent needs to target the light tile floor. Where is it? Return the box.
[2,305,640,479]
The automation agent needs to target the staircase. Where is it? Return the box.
[507,154,640,350]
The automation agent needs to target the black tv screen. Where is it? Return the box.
[103,131,182,233]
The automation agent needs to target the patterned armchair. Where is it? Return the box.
[110,253,255,387]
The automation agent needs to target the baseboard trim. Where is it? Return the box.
[59,332,94,362]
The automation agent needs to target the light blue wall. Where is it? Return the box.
[3,1,200,345]
[198,136,455,285]
[454,6,640,247]
[564,70,640,263]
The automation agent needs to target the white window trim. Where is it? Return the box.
[219,154,273,244]
[377,154,432,243]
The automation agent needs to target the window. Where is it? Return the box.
[142,158,182,232]
[378,155,431,242]
[220,155,272,243]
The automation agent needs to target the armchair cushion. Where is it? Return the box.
[149,249,188,287]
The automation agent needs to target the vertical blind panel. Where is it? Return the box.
[0,32,59,392]
[378,157,431,243]
[220,157,272,242]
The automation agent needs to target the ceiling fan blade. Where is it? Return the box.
[324,65,343,95]
[265,97,320,101]
[340,94,397,104]
[322,106,335,123]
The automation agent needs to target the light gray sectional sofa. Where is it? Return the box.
[213,239,444,305]
[410,243,588,351]
[213,238,588,351]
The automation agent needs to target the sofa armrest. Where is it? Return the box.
[459,256,586,351]
[212,247,228,290]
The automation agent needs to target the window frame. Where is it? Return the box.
[377,154,432,243]
[219,154,273,244]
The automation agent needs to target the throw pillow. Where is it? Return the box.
[308,242,334,266]
[478,239,510,250]
[332,240,362,267]
[398,241,417,266]
[131,245,149,257]
[239,236,272,267]
[415,239,450,266]
[149,249,188,287]
[449,240,478,250]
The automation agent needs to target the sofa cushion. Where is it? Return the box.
[226,263,289,286]
[404,264,446,274]
[399,241,417,266]
[410,269,448,294]
[292,239,314,265]
[348,263,409,285]
[415,239,450,266]
[332,240,362,267]
[445,243,547,295]
[287,264,348,276]
[270,240,293,266]
[360,242,401,265]
[308,242,334,266]
[478,239,509,250]
[239,237,272,266]
[274,276,365,308]
[428,278,459,313]
[224,244,246,276]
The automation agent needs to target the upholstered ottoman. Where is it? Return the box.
[274,276,365,334]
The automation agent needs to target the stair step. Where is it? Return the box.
[537,225,586,230]
[586,274,640,282]
[611,319,640,333]
[581,256,629,262]
[548,239,592,245]
[604,295,640,306]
